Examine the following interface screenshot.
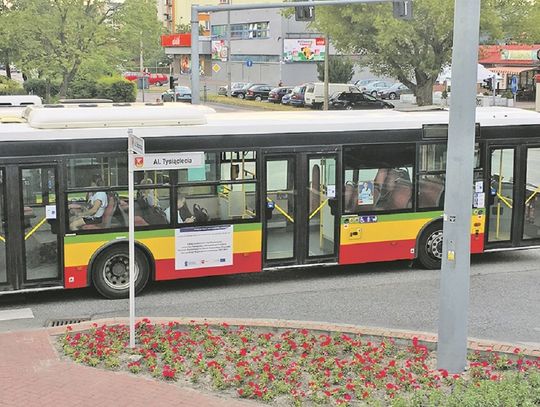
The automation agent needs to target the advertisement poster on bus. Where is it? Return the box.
[175,225,233,270]
[283,38,326,62]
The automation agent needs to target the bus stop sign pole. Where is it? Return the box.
[127,129,145,349]
[437,0,481,372]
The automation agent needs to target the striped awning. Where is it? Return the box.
[488,66,536,75]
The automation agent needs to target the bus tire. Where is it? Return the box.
[417,222,443,269]
[91,245,150,299]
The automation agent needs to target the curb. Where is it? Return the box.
[48,317,540,358]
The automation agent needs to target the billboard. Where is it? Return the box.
[212,40,228,61]
[283,38,326,62]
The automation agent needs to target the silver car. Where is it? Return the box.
[377,83,413,100]
[363,81,394,97]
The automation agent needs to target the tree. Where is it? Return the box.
[313,0,536,106]
[115,0,165,73]
[316,56,354,83]
[0,1,23,79]
[15,0,118,97]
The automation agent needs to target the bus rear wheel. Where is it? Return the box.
[92,245,150,299]
[417,222,443,269]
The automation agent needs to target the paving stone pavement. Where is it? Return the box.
[1,317,538,407]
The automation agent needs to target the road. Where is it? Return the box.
[1,249,539,347]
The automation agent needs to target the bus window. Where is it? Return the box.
[67,155,127,188]
[177,183,256,223]
[343,144,415,212]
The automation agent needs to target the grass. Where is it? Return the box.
[204,94,303,111]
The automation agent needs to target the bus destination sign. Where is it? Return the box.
[133,152,205,171]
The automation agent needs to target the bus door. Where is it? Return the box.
[263,152,339,267]
[486,145,540,249]
[0,163,62,292]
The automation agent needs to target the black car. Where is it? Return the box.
[244,84,273,101]
[329,91,394,110]
[231,83,266,99]
[268,86,293,103]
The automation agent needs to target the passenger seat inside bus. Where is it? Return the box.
[81,193,118,230]
[374,168,413,210]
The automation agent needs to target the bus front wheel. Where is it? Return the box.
[417,222,443,269]
[92,245,150,299]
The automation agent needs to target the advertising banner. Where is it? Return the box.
[283,38,326,62]
[212,40,228,61]
[175,225,233,270]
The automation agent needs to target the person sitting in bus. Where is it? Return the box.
[164,194,195,223]
[69,175,108,230]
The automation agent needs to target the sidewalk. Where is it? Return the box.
[1,318,539,406]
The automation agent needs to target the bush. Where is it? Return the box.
[0,75,26,95]
[23,78,60,99]
[501,90,514,99]
[67,78,98,99]
[95,77,136,102]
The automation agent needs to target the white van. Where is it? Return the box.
[304,82,359,109]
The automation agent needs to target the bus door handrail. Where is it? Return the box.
[266,197,294,223]
[309,198,328,220]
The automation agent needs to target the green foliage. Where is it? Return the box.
[67,78,98,99]
[316,56,354,83]
[23,79,60,99]
[0,75,25,95]
[501,90,514,99]
[95,77,137,102]
[313,0,537,105]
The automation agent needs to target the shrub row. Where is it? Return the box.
[0,75,25,95]
[22,77,136,102]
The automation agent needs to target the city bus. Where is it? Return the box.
[1,101,540,298]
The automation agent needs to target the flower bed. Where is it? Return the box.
[59,319,540,406]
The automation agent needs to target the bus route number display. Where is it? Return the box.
[175,225,233,270]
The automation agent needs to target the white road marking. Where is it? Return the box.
[0,308,34,321]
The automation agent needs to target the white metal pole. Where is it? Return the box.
[128,129,136,349]
[323,34,329,110]
[191,6,200,104]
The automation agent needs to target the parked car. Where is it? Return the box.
[161,86,192,102]
[123,72,169,86]
[289,85,307,107]
[281,92,292,105]
[268,86,293,103]
[304,82,360,109]
[329,91,394,110]
[218,82,249,96]
[231,83,266,99]
[377,82,412,100]
[245,84,273,101]
[354,79,378,90]
[363,81,394,97]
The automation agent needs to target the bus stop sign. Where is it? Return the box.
[511,76,518,94]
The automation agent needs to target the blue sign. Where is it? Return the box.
[510,75,518,94]
[246,59,253,68]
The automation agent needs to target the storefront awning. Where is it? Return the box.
[488,66,536,75]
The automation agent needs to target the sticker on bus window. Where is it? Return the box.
[357,181,374,205]
[327,185,336,198]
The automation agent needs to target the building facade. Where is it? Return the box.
[479,44,540,100]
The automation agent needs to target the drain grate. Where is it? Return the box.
[45,317,91,327]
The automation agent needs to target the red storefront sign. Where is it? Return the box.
[161,34,191,47]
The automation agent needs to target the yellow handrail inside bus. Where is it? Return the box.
[266,197,294,223]
[496,193,513,209]
[309,198,328,220]
[0,235,5,242]
[24,217,47,240]
[525,188,540,205]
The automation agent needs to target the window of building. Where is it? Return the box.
[212,22,269,40]
[343,144,415,213]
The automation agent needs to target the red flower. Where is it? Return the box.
[362,391,370,399]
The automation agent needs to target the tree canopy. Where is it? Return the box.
[317,56,354,83]
[313,0,540,105]
[0,0,164,97]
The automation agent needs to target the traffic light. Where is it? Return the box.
[393,1,412,20]
[483,77,493,90]
[295,0,315,22]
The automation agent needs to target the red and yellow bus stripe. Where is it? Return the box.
[64,223,262,289]
[339,210,485,265]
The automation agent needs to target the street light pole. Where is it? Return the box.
[437,0,481,373]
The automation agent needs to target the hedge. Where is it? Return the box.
[0,75,26,95]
